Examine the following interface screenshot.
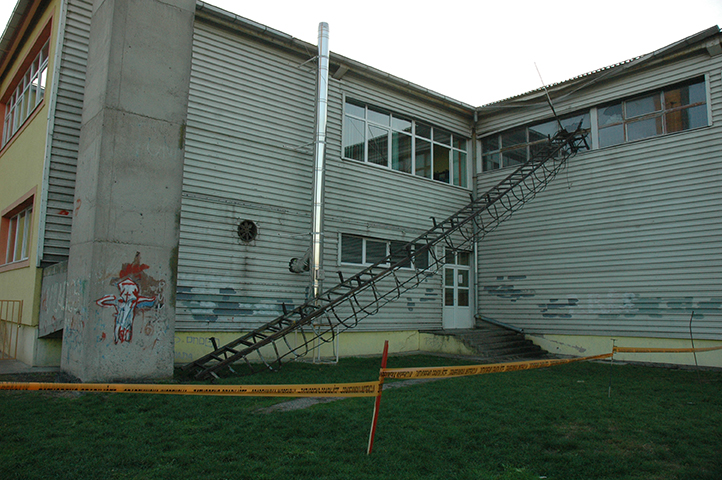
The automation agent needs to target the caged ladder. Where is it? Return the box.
[182,123,589,380]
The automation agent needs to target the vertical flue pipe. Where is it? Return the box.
[310,22,330,301]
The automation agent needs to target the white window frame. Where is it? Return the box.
[339,233,429,270]
[4,205,32,265]
[342,97,470,188]
[596,76,709,149]
[2,40,50,147]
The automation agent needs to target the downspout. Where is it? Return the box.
[309,22,330,301]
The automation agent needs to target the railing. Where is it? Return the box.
[0,300,23,360]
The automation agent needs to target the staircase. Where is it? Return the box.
[182,124,589,380]
[426,322,548,363]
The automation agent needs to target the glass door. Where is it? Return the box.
[442,249,473,329]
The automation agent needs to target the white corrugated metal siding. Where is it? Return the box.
[178,19,474,332]
[475,51,722,340]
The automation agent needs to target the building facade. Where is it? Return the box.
[0,0,719,379]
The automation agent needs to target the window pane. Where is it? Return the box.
[457,251,470,266]
[483,153,500,171]
[343,116,365,160]
[391,132,412,173]
[458,289,469,307]
[416,122,431,139]
[445,250,455,264]
[599,124,624,148]
[445,288,455,306]
[666,104,707,133]
[38,65,47,100]
[665,82,705,109]
[367,125,388,166]
[453,136,467,151]
[627,116,662,141]
[561,112,590,131]
[481,135,499,152]
[341,235,363,264]
[458,270,469,287]
[390,241,411,268]
[626,94,661,118]
[502,128,526,147]
[392,115,412,133]
[452,151,467,187]
[15,211,26,261]
[367,106,390,126]
[344,99,365,118]
[445,269,455,286]
[413,244,429,270]
[415,138,431,178]
[434,129,451,145]
[529,120,556,143]
[433,144,450,183]
[502,147,526,167]
[365,239,387,264]
[599,103,623,127]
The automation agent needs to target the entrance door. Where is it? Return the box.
[442,249,474,329]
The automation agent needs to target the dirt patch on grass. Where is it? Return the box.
[255,377,442,413]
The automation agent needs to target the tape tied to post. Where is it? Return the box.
[0,380,381,397]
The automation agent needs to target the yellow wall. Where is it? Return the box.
[529,333,722,369]
[174,329,477,366]
[0,0,62,365]
[175,329,722,370]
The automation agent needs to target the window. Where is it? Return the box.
[598,78,707,148]
[343,99,470,187]
[1,192,34,269]
[481,112,590,171]
[340,233,428,270]
[2,39,50,147]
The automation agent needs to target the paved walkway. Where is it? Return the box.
[0,359,59,375]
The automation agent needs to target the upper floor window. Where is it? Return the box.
[343,99,470,188]
[480,77,710,172]
[1,191,34,269]
[598,78,707,148]
[2,40,50,147]
[481,112,590,171]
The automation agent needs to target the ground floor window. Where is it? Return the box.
[1,192,34,269]
[340,233,429,270]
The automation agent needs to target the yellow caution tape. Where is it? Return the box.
[0,381,381,397]
[614,346,722,354]
[380,353,614,379]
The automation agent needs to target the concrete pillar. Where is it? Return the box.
[61,0,195,381]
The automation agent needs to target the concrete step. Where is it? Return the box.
[425,322,549,362]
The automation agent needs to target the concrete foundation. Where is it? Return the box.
[61,0,195,381]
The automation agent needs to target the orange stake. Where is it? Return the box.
[367,340,389,454]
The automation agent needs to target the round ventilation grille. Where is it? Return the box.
[237,220,258,243]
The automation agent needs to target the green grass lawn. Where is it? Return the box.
[1,356,721,480]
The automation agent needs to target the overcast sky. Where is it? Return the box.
[2,0,721,106]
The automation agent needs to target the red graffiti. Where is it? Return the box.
[58,210,71,216]
[118,262,150,279]
[97,278,156,344]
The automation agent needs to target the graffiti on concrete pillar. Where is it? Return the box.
[96,253,159,344]
[97,278,156,343]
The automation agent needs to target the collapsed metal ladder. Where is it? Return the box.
[182,124,589,380]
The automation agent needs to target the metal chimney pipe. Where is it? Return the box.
[310,22,330,301]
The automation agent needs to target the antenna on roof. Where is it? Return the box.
[534,62,564,132]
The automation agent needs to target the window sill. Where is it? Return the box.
[0,259,31,273]
[340,157,472,192]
